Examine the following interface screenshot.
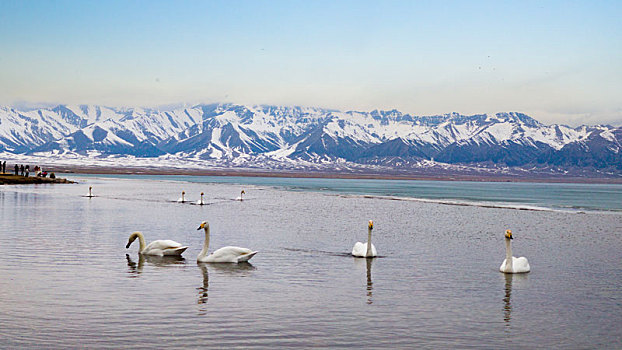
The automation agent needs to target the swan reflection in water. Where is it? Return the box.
[197,263,209,314]
[196,262,256,315]
[503,273,513,326]
[354,257,374,304]
[502,273,528,329]
[125,254,185,276]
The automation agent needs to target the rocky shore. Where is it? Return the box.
[0,174,75,185]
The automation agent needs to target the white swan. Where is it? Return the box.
[126,231,188,256]
[177,191,186,203]
[235,190,246,201]
[352,220,377,258]
[86,186,94,198]
[500,229,530,273]
[196,192,205,205]
[197,221,257,263]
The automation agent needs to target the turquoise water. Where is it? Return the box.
[66,174,622,212]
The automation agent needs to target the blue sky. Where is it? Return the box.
[0,0,620,125]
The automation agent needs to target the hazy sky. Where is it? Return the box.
[0,0,620,125]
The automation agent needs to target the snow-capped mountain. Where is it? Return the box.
[1,103,620,175]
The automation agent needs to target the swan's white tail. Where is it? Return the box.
[163,246,188,256]
[237,251,258,262]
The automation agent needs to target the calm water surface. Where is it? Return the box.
[1,175,621,349]
[70,174,622,212]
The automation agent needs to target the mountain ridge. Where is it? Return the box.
[1,103,620,176]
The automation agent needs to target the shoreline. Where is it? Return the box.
[0,173,76,185]
[44,164,622,184]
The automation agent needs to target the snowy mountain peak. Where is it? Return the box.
[1,103,620,174]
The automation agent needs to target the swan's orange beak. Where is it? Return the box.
[505,229,513,239]
[368,220,374,229]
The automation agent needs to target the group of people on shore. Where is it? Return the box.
[0,161,50,178]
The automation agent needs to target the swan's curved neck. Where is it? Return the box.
[366,227,373,257]
[182,192,185,201]
[199,226,210,259]
[131,232,146,252]
[505,238,513,271]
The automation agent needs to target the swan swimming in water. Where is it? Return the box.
[352,220,377,258]
[177,191,186,203]
[500,229,530,273]
[197,220,257,263]
[235,190,245,201]
[85,186,94,198]
[126,231,188,256]
[196,192,206,205]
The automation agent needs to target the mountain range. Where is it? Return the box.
[1,104,620,177]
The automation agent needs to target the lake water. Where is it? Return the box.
[1,175,621,348]
[66,174,622,212]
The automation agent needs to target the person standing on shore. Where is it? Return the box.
[20,164,25,176]
[14,164,19,175]
[2,161,5,173]
[25,165,30,177]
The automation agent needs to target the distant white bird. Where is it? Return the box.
[197,220,257,263]
[352,220,377,258]
[196,192,205,205]
[177,191,186,203]
[499,229,530,273]
[235,190,246,201]
[126,231,188,256]
[85,186,94,198]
